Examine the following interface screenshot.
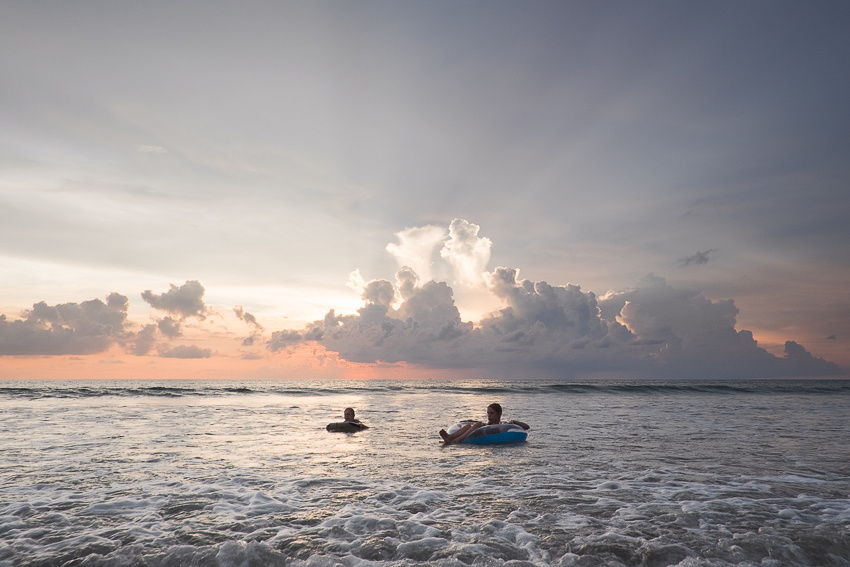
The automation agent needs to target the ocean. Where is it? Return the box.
[1,379,848,567]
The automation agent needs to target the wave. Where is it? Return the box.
[1,378,848,401]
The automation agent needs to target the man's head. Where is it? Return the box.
[486,403,502,424]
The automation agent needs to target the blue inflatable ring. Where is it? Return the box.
[446,421,528,444]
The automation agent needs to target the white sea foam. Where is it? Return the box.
[1,379,849,566]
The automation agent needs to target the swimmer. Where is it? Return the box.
[343,407,368,428]
[439,403,529,444]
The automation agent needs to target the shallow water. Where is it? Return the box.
[1,380,849,566]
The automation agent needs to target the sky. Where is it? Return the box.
[1,1,848,380]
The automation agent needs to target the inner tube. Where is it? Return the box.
[446,421,528,444]
[326,421,367,433]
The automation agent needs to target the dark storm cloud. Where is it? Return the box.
[0,294,130,355]
[141,281,208,320]
[783,341,839,376]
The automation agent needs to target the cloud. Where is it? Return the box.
[440,219,492,286]
[233,306,263,331]
[159,345,212,358]
[157,317,182,338]
[783,341,839,376]
[385,219,493,288]
[268,329,308,352]
[679,249,716,267]
[267,220,843,379]
[141,280,209,320]
[597,274,842,377]
[136,145,166,153]
[234,305,264,346]
[386,224,447,283]
[0,294,130,355]
[131,324,158,356]
[130,282,213,355]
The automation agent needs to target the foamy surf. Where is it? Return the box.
[1,379,848,566]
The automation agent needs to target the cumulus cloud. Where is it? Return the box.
[131,324,158,356]
[0,288,212,357]
[783,341,840,375]
[126,281,212,355]
[141,280,209,320]
[440,218,492,286]
[266,220,843,379]
[159,345,212,358]
[157,317,182,338]
[268,330,301,351]
[385,219,493,288]
[385,224,447,283]
[0,294,130,355]
[596,274,843,377]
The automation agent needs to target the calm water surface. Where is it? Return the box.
[1,380,848,566]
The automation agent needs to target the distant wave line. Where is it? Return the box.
[1,379,849,400]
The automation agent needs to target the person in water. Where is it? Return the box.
[343,407,368,428]
[439,403,529,444]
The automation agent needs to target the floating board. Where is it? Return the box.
[326,421,367,433]
[446,422,528,444]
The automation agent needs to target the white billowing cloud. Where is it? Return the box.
[440,219,492,287]
[385,219,493,289]
[383,219,499,322]
[0,294,130,355]
[385,224,447,283]
[267,220,842,378]
[141,280,209,320]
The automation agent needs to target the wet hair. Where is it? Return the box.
[487,403,502,415]
[344,407,355,417]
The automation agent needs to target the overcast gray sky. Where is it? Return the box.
[1,1,848,376]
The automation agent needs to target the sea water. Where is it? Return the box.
[1,380,848,567]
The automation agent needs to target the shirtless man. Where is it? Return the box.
[439,403,529,444]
